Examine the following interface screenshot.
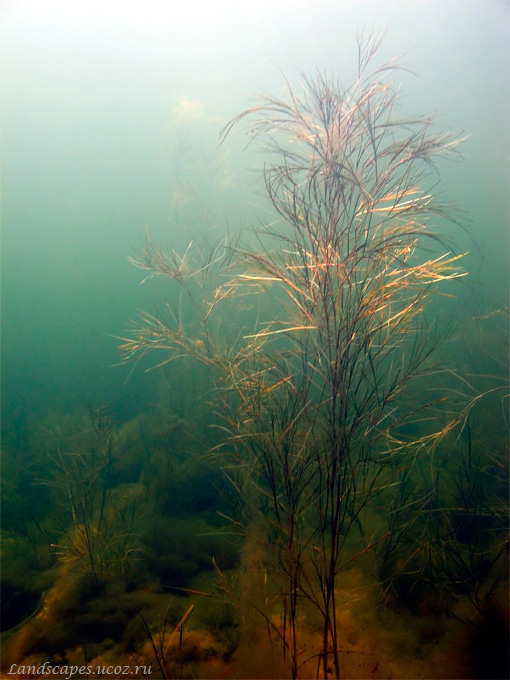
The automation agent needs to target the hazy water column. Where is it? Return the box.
[1,0,507,429]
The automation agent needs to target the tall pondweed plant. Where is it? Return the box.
[121,33,469,678]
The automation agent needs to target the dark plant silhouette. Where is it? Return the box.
[45,406,142,588]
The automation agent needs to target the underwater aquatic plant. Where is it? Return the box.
[431,418,508,617]
[377,416,508,621]
[121,31,468,678]
[138,602,195,679]
[45,406,142,588]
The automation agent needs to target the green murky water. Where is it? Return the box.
[2,2,508,678]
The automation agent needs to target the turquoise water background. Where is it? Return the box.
[2,0,508,439]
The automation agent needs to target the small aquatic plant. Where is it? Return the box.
[44,406,143,588]
[121,31,470,678]
[431,419,508,617]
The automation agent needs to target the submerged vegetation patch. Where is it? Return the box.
[2,31,508,680]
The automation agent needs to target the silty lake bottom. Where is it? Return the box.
[1,13,509,680]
